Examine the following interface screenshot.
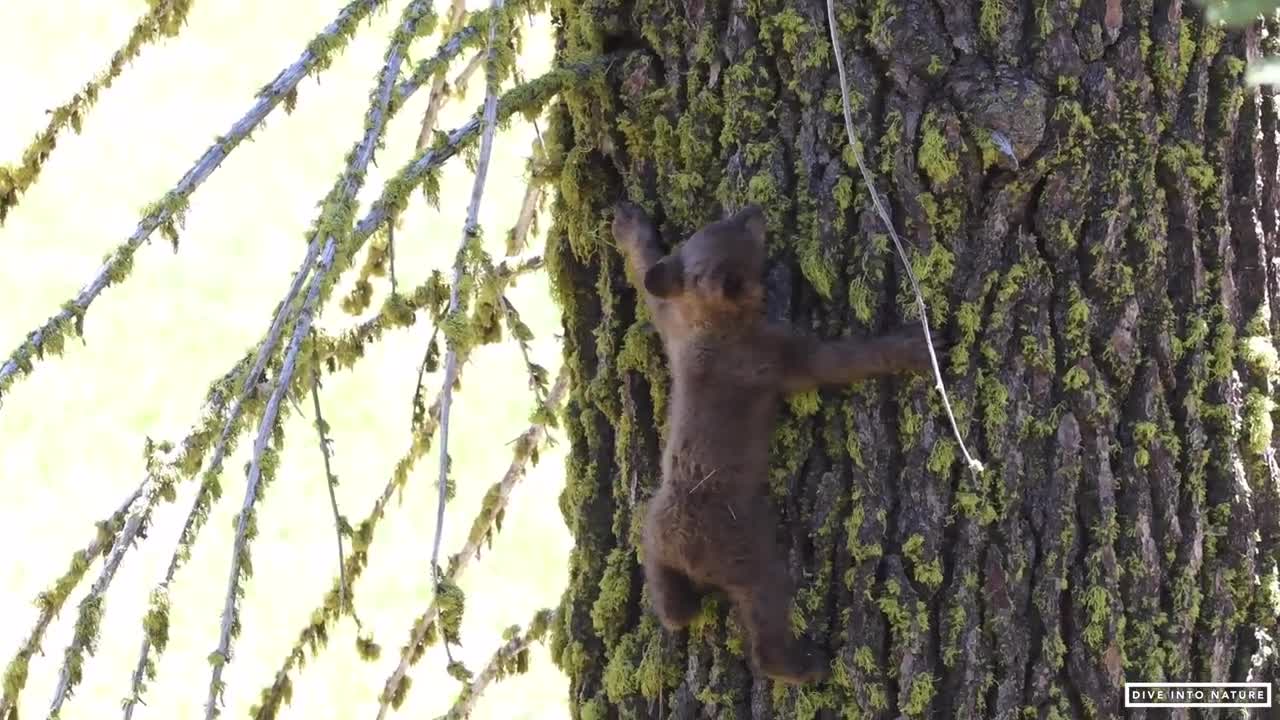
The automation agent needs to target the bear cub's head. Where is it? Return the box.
[643,205,767,321]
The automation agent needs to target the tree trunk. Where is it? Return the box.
[543,0,1280,717]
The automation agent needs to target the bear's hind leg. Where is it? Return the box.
[645,561,703,630]
[728,572,830,684]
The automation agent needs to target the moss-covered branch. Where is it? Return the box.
[250,282,558,720]
[204,238,337,720]
[375,368,567,717]
[353,52,629,247]
[0,0,389,406]
[0,0,196,224]
[119,239,324,720]
[45,442,183,719]
[0,359,246,720]
[434,608,558,720]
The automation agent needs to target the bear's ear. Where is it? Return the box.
[644,255,685,298]
[733,204,767,249]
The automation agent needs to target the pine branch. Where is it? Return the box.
[375,367,567,717]
[204,238,337,720]
[433,608,557,720]
[248,344,462,720]
[427,0,506,677]
[340,2,524,315]
[0,0,389,408]
[0,0,196,224]
[505,132,547,256]
[340,0,548,317]
[46,443,182,719]
[253,257,550,718]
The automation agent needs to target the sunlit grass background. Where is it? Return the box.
[0,2,572,719]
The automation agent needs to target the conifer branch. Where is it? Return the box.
[375,367,566,718]
[427,0,505,676]
[434,608,557,720]
[0,0,196,224]
[250,348,462,720]
[231,262,542,720]
[0,0,389,408]
[204,238,337,720]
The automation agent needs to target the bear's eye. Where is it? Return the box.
[722,273,743,300]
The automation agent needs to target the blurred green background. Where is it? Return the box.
[0,1,572,718]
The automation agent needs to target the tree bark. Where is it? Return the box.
[544,0,1280,717]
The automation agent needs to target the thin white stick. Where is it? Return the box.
[823,0,984,473]
[428,0,504,653]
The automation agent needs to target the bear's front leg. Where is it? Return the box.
[776,322,948,392]
[612,202,664,284]
[612,202,674,328]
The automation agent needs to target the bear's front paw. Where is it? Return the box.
[898,322,949,373]
[612,202,651,247]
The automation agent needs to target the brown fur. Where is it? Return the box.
[612,201,944,685]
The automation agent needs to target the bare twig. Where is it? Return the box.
[434,608,557,720]
[310,358,349,615]
[505,71,547,256]
[204,238,337,720]
[375,367,566,718]
[0,0,196,223]
[428,0,505,666]
[823,0,984,473]
[0,0,388,406]
[415,0,470,154]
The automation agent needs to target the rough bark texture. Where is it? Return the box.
[543,0,1280,717]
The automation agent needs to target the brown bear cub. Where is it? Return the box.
[612,201,942,685]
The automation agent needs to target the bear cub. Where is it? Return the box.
[613,201,942,684]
